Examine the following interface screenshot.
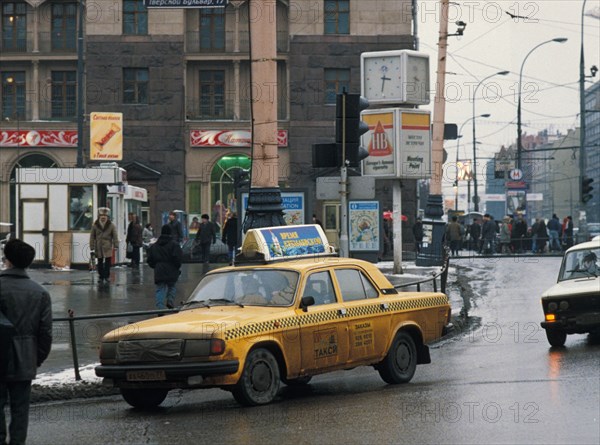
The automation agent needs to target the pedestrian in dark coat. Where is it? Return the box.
[0,239,52,445]
[125,213,143,267]
[536,219,548,253]
[468,219,481,251]
[167,211,184,245]
[563,216,574,249]
[147,225,183,309]
[445,216,462,256]
[89,207,119,282]
[412,218,424,253]
[194,214,216,263]
[221,211,238,265]
[481,214,496,254]
[512,214,528,253]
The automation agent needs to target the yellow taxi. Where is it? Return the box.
[95,225,451,408]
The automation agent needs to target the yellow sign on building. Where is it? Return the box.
[90,112,123,161]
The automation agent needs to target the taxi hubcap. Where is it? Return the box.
[395,343,411,371]
[251,361,272,391]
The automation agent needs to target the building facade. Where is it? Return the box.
[1,0,419,244]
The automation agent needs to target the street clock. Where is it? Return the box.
[361,50,430,106]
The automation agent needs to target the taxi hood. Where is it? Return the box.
[542,277,600,299]
[102,306,290,341]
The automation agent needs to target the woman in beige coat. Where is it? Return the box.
[90,208,119,283]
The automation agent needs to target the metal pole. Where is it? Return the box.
[517,38,567,170]
[579,0,587,206]
[473,71,508,211]
[76,0,85,168]
[339,93,349,258]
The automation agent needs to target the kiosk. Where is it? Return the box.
[15,165,126,267]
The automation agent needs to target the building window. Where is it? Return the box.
[199,70,225,118]
[123,68,149,104]
[187,182,202,215]
[1,72,26,120]
[123,0,147,35]
[324,68,350,104]
[200,8,225,51]
[51,2,76,50]
[324,0,349,35]
[51,71,76,119]
[2,2,27,51]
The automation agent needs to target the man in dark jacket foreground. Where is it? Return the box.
[0,239,52,445]
[147,225,183,309]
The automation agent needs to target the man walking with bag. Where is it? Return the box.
[0,239,52,445]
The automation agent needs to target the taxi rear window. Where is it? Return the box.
[335,269,379,301]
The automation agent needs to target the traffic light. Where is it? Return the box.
[581,176,594,203]
[233,168,250,189]
[335,93,370,167]
[312,143,338,168]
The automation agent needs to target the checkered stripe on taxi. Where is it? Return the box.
[223,295,448,340]
[387,295,449,312]
[224,316,298,340]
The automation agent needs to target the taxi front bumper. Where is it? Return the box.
[95,360,239,380]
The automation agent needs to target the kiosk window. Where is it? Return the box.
[69,185,93,230]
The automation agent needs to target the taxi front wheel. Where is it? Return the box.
[120,388,168,409]
[232,348,281,406]
[377,331,417,384]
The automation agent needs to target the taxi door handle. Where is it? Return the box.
[338,308,347,316]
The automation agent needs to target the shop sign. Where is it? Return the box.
[190,130,288,148]
[0,130,77,147]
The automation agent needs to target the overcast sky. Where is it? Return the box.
[416,0,600,199]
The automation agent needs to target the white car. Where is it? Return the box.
[540,238,600,347]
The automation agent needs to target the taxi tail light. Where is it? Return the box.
[545,314,556,322]
[210,339,226,355]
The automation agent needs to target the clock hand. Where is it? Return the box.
[381,75,391,93]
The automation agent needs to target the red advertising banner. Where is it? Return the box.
[0,130,77,147]
[190,129,288,148]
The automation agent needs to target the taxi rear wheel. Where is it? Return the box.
[232,348,281,406]
[545,329,567,347]
[377,331,417,384]
[120,388,168,409]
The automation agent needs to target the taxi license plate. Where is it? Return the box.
[126,370,166,381]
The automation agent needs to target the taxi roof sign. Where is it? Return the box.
[239,224,336,263]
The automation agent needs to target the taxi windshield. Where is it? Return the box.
[185,269,300,307]
[559,247,600,281]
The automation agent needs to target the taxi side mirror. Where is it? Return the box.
[300,296,315,312]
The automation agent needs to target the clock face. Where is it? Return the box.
[405,55,430,104]
[362,56,402,102]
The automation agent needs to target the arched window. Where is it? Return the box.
[210,154,250,229]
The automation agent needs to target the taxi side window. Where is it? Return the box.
[335,269,378,302]
[302,271,336,306]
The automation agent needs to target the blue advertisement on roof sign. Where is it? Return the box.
[260,226,326,259]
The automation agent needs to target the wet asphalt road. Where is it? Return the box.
[22,257,600,444]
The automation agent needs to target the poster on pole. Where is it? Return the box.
[398,110,431,179]
[506,190,527,216]
[348,201,380,252]
[362,109,397,177]
[90,112,123,161]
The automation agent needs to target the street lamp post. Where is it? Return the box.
[472,71,509,212]
[456,114,490,211]
[516,38,568,170]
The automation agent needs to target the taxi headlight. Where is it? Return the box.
[548,302,558,312]
[559,301,569,311]
[99,342,117,360]
[184,339,226,357]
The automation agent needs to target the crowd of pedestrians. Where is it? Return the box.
[438,212,575,256]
